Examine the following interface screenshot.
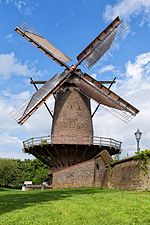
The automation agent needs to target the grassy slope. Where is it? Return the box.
[0,188,150,225]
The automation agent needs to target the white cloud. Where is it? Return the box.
[98,64,116,74]
[0,97,18,132]
[0,52,30,79]
[1,89,54,136]
[0,87,37,159]
[23,97,54,137]
[119,52,150,96]
[5,33,15,43]
[2,90,31,106]
[0,132,34,159]
[2,0,39,15]
[92,51,150,157]
[91,73,97,79]
[125,52,150,87]
[14,0,26,11]
[0,90,52,159]
[0,52,47,80]
[0,96,26,159]
[103,0,150,25]
[0,49,49,159]
[0,133,22,147]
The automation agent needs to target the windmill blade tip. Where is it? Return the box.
[116,16,121,20]
[15,26,19,31]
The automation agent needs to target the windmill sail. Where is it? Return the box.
[82,29,117,68]
[17,72,69,124]
[15,26,71,68]
[76,16,127,68]
[73,73,139,121]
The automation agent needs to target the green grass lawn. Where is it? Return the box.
[0,187,149,225]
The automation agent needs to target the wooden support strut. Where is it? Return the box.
[30,80,116,85]
[30,77,54,118]
[54,145,65,167]
[91,77,116,118]
[18,73,69,124]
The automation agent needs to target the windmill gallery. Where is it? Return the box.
[12,16,148,190]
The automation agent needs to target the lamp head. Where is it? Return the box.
[135,129,142,141]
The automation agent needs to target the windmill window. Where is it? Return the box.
[96,163,99,170]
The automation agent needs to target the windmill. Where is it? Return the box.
[13,16,139,170]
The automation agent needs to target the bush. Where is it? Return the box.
[135,150,150,174]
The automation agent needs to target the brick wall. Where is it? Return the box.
[52,150,110,189]
[51,85,93,145]
[53,159,95,188]
[94,156,106,187]
[106,158,150,190]
[140,162,150,190]
[52,150,150,191]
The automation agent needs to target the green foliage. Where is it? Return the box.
[31,159,50,184]
[0,159,20,187]
[0,188,150,225]
[135,149,150,174]
[40,139,48,146]
[0,158,50,187]
[113,153,121,161]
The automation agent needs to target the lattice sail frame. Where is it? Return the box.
[72,73,139,122]
[100,104,135,123]
[14,71,69,124]
[15,23,71,68]
[76,16,128,68]
[10,97,31,122]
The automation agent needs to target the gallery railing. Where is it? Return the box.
[23,135,122,150]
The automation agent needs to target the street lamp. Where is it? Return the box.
[135,129,142,152]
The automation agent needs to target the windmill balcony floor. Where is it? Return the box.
[23,135,121,170]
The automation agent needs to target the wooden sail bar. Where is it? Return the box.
[15,26,71,68]
[76,16,122,68]
[18,72,70,125]
[82,73,139,116]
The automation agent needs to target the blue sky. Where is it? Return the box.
[0,0,150,159]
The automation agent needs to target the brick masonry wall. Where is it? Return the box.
[140,162,150,190]
[110,160,141,190]
[53,150,110,189]
[53,159,95,188]
[104,158,150,191]
[52,150,150,190]
[94,157,106,187]
[51,85,93,144]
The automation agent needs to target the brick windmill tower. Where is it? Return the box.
[14,17,139,187]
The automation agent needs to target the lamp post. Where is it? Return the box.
[135,129,142,152]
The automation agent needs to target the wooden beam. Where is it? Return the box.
[30,80,47,84]
[30,77,53,118]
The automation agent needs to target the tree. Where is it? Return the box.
[0,158,20,187]
[32,159,50,184]
[0,158,50,187]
